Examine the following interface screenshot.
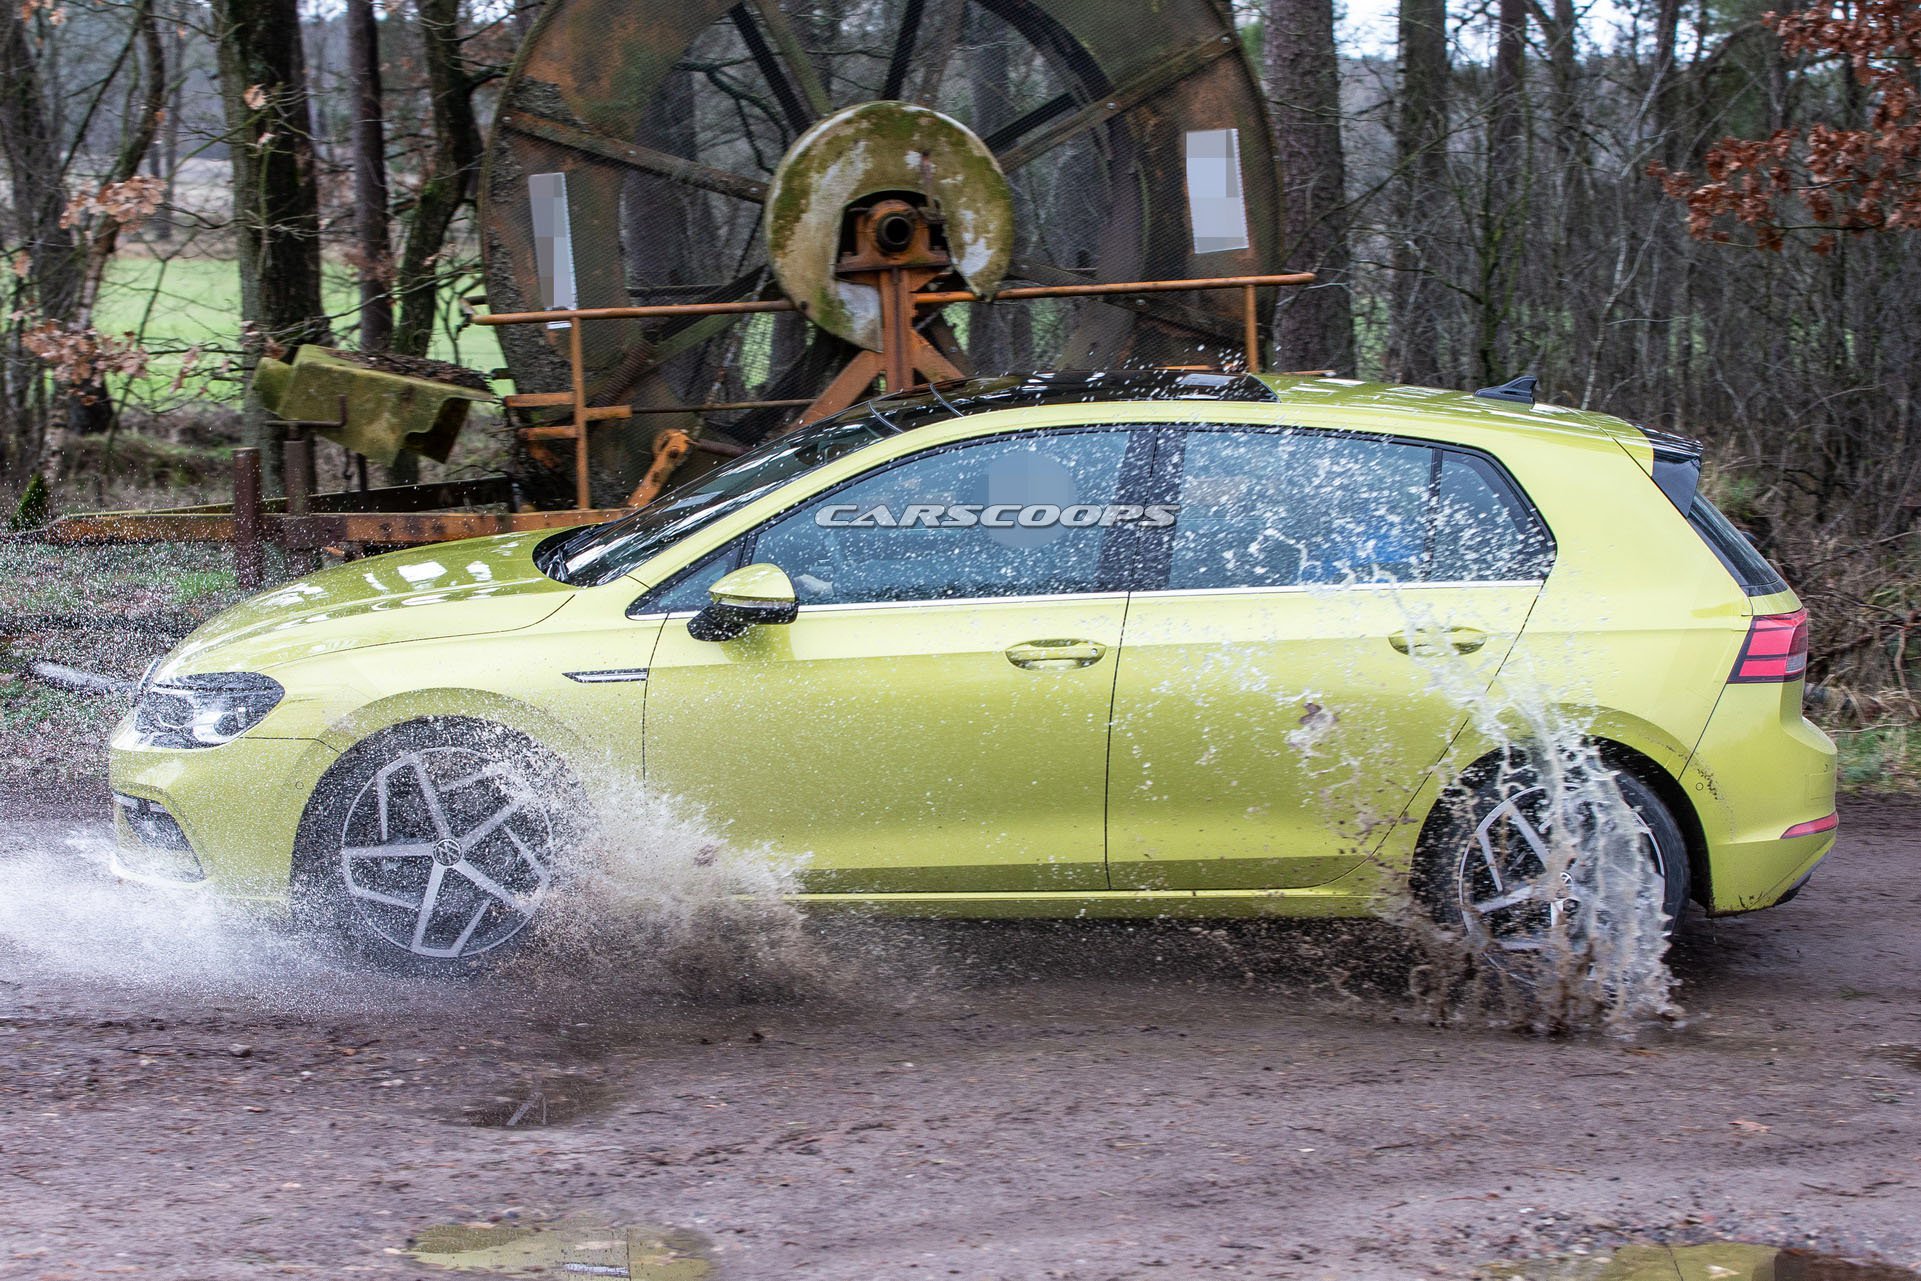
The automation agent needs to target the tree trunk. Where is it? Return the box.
[1476,0,1528,385]
[347,0,392,351]
[1385,0,1448,385]
[0,0,95,452]
[1263,0,1355,372]
[212,0,331,494]
[391,0,479,360]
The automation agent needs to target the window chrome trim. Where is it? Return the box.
[637,591,1131,620]
[798,591,1131,614]
[1128,579,1544,599]
[636,582,1537,618]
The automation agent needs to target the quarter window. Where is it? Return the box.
[750,431,1135,605]
[1165,429,1549,590]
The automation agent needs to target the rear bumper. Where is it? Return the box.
[1681,680,1837,914]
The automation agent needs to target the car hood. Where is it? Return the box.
[157,531,576,677]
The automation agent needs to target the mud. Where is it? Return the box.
[1,796,1918,1279]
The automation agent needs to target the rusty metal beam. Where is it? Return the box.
[233,448,263,589]
[996,34,1240,172]
[497,110,768,203]
[744,0,832,119]
[271,508,623,550]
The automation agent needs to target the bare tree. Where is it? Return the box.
[347,0,393,351]
[1264,0,1354,372]
[1384,0,1448,385]
[212,0,330,492]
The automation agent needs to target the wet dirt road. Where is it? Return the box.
[1,796,1917,1280]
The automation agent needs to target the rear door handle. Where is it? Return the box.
[1389,627,1489,655]
[1005,638,1108,670]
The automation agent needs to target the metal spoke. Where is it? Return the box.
[447,903,493,957]
[455,861,536,914]
[880,0,923,100]
[504,825,548,877]
[1503,805,1556,868]
[342,844,436,861]
[410,863,449,953]
[731,4,817,136]
[345,882,423,911]
[996,35,1238,172]
[458,801,525,855]
[400,755,455,841]
[497,110,768,203]
[1472,885,1538,915]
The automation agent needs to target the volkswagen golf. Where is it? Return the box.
[109,371,1838,969]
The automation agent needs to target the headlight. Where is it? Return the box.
[129,672,285,748]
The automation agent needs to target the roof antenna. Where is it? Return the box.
[1474,374,1538,405]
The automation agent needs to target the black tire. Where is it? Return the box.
[291,718,585,975]
[1412,757,1691,966]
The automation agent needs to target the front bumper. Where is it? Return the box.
[108,730,337,904]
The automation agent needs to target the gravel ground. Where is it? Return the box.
[0,792,1917,1280]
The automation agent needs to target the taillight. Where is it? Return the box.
[1729,608,1809,683]
[1781,813,1838,839]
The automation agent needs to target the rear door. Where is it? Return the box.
[1106,426,1552,890]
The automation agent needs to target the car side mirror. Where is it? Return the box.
[687,563,799,642]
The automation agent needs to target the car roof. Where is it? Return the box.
[854,370,1648,449]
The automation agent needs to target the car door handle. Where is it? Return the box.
[1389,627,1489,655]
[1005,639,1108,670]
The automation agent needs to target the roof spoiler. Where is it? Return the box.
[1638,425,1704,512]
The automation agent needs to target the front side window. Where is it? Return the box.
[536,411,900,587]
[749,430,1136,605]
[1164,428,1550,590]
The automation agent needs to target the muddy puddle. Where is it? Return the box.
[1489,1241,1921,1280]
[404,1215,712,1278]
[450,1072,620,1128]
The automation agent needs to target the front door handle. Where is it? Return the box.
[1005,638,1108,670]
[1389,627,1490,656]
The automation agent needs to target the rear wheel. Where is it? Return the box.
[294,720,583,973]
[1415,761,1690,966]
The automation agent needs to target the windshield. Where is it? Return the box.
[535,411,902,587]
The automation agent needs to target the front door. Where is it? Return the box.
[1107,427,1552,890]
[643,427,1147,893]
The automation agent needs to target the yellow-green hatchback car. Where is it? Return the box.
[110,372,1838,970]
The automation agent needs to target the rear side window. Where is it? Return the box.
[1163,429,1551,590]
[1688,496,1789,596]
[1432,452,1554,582]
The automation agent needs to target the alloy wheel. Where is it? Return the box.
[1454,783,1662,956]
[336,746,558,960]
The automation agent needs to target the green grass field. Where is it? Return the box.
[91,255,505,407]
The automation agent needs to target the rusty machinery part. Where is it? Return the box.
[766,101,1012,350]
[479,0,1281,509]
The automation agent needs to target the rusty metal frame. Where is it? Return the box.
[476,269,1312,480]
[41,273,1311,584]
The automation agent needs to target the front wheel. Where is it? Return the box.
[293,719,582,973]
[1414,761,1691,968]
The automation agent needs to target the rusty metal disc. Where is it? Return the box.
[480,0,1281,505]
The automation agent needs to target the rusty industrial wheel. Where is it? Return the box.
[479,0,1283,505]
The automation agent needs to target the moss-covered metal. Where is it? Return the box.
[765,102,1012,350]
[252,346,494,466]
